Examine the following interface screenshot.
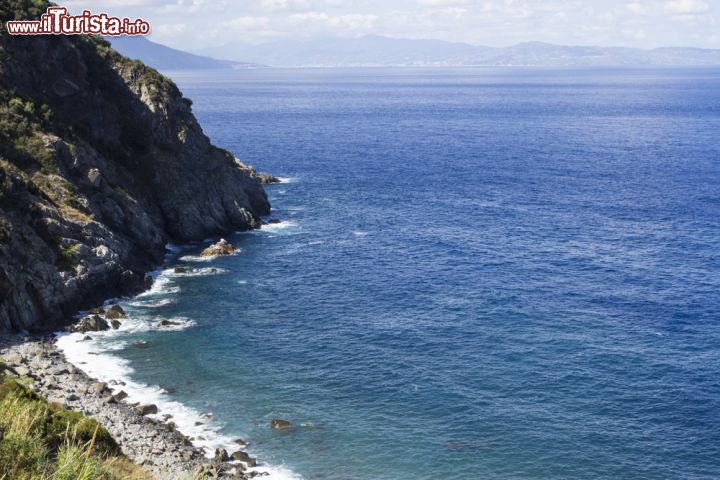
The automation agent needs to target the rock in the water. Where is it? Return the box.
[89,307,105,315]
[174,267,187,274]
[105,304,127,319]
[68,315,109,333]
[134,404,158,416]
[110,319,121,329]
[114,390,128,401]
[200,239,236,257]
[134,341,150,349]
[231,450,257,467]
[214,448,229,462]
[271,419,292,430]
[157,320,182,328]
[256,172,281,184]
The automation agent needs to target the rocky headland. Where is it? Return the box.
[0,1,272,333]
[0,2,279,478]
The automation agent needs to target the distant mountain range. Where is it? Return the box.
[109,35,720,69]
[197,35,720,67]
[108,37,260,70]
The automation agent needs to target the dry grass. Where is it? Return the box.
[0,364,153,480]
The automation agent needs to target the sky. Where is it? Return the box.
[62,0,720,51]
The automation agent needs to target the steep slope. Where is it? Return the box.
[0,2,271,332]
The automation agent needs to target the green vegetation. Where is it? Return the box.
[0,89,59,174]
[60,181,83,209]
[0,362,151,480]
[0,0,50,24]
[13,136,57,174]
[55,243,80,272]
[114,186,130,199]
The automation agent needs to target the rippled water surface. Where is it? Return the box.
[65,68,720,480]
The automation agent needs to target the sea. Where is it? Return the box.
[58,67,720,480]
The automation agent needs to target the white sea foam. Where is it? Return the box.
[56,314,301,480]
[261,220,298,232]
[179,251,239,262]
[275,176,297,184]
[352,231,369,237]
[136,274,180,297]
[127,298,176,308]
[165,267,228,277]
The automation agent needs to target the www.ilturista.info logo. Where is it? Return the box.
[5,6,150,36]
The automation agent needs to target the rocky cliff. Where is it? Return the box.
[0,2,271,331]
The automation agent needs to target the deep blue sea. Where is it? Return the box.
[60,67,720,480]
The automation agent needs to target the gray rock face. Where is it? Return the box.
[134,404,158,416]
[67,315,110,333]
[0,32,270,332]
[214,448,230,462]
[231,450,257,467]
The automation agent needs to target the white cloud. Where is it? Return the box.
[66,0,720,51]
[625,2,649,15]
[222,16,271,30]
[155,22,186,35]
[286,11,378,30]
[664,0,710,14]
[416,0,473,5]
[261,0,312,11]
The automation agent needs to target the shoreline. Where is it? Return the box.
[0,333,259,479]
[0,227,297,479]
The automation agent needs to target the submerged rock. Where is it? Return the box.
[231,450,257,467]
[105,304,127,319]
[271,419,292,430]
[174,267,187,274]
[200,239,236,257]
[68,315,109,333]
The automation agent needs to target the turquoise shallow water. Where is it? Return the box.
[63,68,720,479]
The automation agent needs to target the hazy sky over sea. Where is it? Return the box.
[64,0,719,50]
